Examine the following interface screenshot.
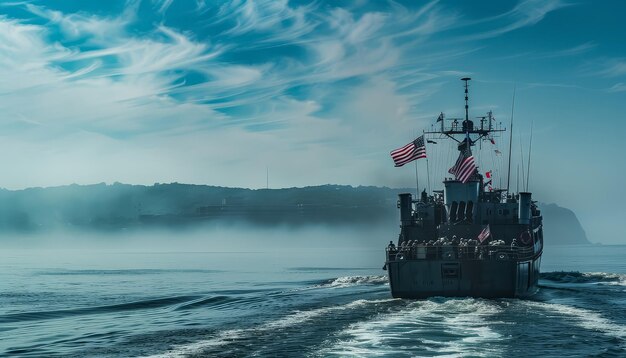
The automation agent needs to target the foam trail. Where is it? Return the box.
[586,272,626,286]
[522,301,626,342]
[141,298,396,358]
[541,271,626,286]
[317,298,507,357]
[315,276,389,289]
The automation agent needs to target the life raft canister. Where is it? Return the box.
[519,231,532,245]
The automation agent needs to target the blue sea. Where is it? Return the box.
[1,229,625,357]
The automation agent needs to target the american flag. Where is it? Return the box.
[448,149,476,183]
[390,135,427,167]
[477,225,490,243]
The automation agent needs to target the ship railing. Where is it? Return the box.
[386,244,537,261]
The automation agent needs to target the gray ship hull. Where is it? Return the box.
[386,255,541,299]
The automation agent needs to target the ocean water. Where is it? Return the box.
[1,233,625,358]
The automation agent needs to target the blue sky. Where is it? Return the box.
[0,0,624,242]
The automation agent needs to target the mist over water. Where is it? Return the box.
[2,228,625,357]
[0,222,394,251]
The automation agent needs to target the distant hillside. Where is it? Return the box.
[538,203,590,245]
[0,183,589,244]
[0,183,399,230]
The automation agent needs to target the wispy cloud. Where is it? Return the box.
[608,83,626,92]
[24,2,139,43]
[217,0,317,41]
[597,59,626,77]
[153,0,174,14]
[462,0,570,40]
[533,42,596,59]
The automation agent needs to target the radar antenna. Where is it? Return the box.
[462,77,471,122]
[423,78,505,148]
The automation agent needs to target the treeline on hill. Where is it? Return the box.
[0,183,588,244]
[0,183,399,230]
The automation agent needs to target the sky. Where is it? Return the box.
[0,0,624,242]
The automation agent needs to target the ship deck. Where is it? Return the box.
[387,243,541,262]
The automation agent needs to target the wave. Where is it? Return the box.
[522,301,626,344]
[288,267,373,272]
[35,269,223,276]
[541,271,626,285]
[315,275,389,289]
[141,298,396,358]
[316,298,506,357]
[0,295,199,324]
[173,295,241,311]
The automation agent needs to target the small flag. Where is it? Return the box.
[494,149,502,155]
[427,139,437,144]
[390,135,427,167]
[485,171,492,179]
[489,138,495,145]
[436,113,443,122]
[477,225,491,243]
[448,149,476,183]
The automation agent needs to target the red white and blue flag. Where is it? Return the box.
[390,135,427,167]
[448,149,476,183]
[478,225,491,243]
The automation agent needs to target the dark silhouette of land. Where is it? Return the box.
[538,203,590,245]
[0,183,589,244]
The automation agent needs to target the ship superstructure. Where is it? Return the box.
[384,78,543,298]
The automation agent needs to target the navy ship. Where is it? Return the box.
[384,78,543,298]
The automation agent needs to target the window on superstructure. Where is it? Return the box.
[450,201,458,222]
[457,201,466,222]
[466,201,474,222]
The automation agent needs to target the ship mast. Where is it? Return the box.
[423,78,505,149]
[506,87,515,194]
[423,78,507,189]
[463,77,470,123]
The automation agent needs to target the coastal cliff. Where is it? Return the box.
[538,203,590,245]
